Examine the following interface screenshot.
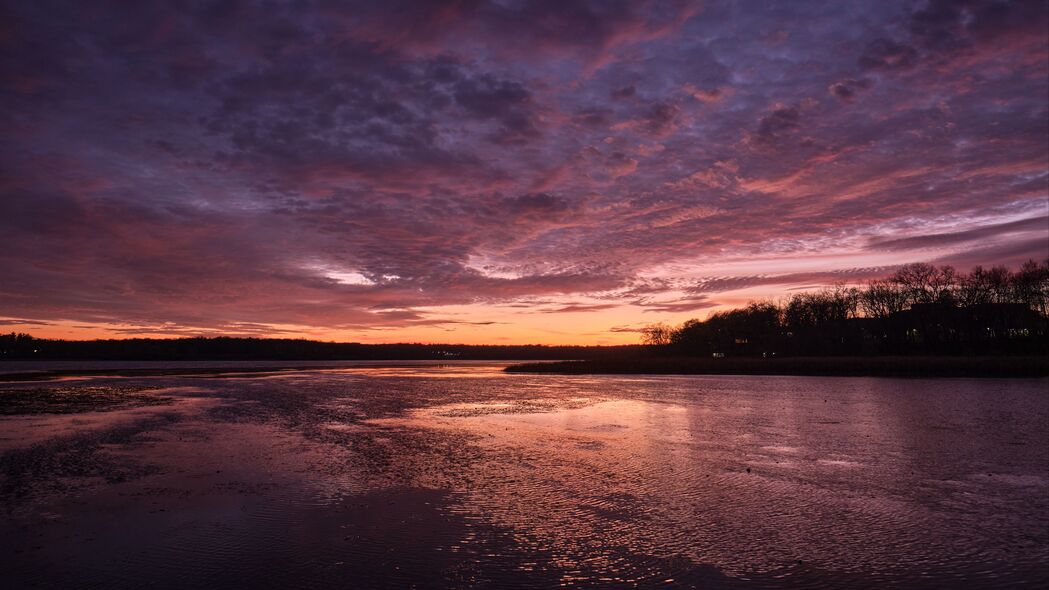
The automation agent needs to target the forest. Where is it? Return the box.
[642,260,1049,356]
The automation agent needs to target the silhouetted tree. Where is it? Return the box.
[641,323,674,346]
[859,280,908,319]
[891,263,957,304]
[1012,259,1049,316]
[658,261,1047,358]
[671,302,783,355]
[782,286,859,354]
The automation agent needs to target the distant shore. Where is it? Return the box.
[505,356,1049,378]
[0,360,507,382]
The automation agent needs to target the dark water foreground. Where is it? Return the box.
[0,363,1046,589]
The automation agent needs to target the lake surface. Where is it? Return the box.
[1,363,1046,588]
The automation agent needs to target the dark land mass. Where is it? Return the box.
[505,356,1049,378]
[0,334,640,362]
[640,262,1049,358]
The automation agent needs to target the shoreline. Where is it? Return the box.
[0,360,509,382]
[504,356,1049,378]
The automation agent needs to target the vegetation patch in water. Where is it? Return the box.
[0,386,172,415]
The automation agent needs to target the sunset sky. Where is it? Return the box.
[1,0,1047,344]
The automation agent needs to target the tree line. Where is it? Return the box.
[0,334,642,361]
[644,260,1049,356]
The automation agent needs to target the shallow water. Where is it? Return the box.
[1,363,1046,588]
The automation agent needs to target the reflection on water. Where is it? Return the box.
[0,363,1046,588]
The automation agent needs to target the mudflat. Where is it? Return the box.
[1,362,1046,589]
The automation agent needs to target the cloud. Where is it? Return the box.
[0,0,1045,341]
[340,0,701,66]
[828,78,873,102]
[611,100,681,136]
[504,193,574,218]
[686,268,893,295]
[933,237,1049,270]
[638,295,717,313]
[0,318,54,326]
[868,216,1049,251]
[751,105,802,144]
[908,0,1049,51]
[539,303,620,313]
[858,38,919,70]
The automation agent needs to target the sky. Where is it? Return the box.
[1,0,1047,345]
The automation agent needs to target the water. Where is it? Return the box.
[0,363,1046,588]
